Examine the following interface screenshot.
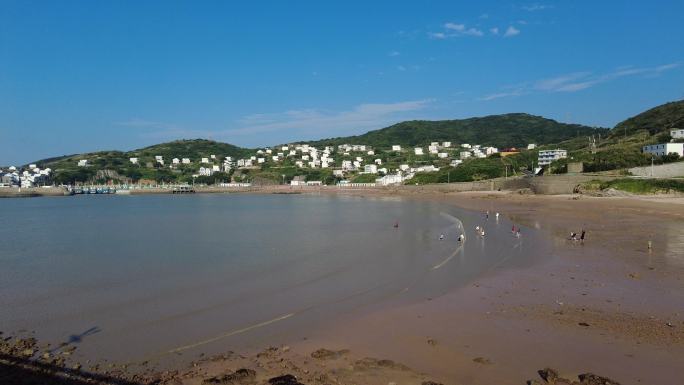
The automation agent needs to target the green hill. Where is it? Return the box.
[547,100,684,173]
[33,139,251,184]
[305,113,606,149]
[611,99,684,137]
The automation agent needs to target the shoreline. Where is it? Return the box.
[2,191,683,384]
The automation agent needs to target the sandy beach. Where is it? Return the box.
[2,190,683,385]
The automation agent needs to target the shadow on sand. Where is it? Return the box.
[0,352,146,385]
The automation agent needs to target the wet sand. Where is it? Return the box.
[3,191,684,384]
[286,191,684,385]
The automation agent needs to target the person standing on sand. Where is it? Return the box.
[580,229,586,244]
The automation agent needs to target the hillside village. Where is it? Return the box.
[1,140,558,188]
[2,101,683,189]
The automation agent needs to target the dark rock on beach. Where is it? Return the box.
[268,374,305,385]
[203,368,257,385]
[577,373,622,385]
[530,367,621,385]
[310,348,349,360]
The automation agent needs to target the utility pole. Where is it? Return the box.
[651,155,654,178]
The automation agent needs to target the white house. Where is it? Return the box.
[399,164,410,171]
[414,148,424,155]
[257,158,265,164]
[538,149,568,166]
[77,160,88,167]
[485,147,499,155]
[442,141,452,148]
[333,169,344,177]
[460,151,472,160]
[671,129,684,139]
[212,165,221,172]
[199,167,212,176]
[182,158,191,164]
[392,145,402,151]
[461,143,471,148]
[130,157,139,164]
[364,164,378,174]
[367,150,375,155]
[416,165,439,172]
[210,155,216,160]
[376,174,404,186]
[201,157,210,164]
[527,143,537,150]
[428,145,439,154]
[438,152,448,158]
[374,158,382,165]
[172,158,180,164]
[642,143,684,157]
[290,176,306,186]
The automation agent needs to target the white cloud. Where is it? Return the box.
[504,26,520,37]
[229,100,434,137]
[477,89,526,101]
[535,72,592,91]
[397,65,407,71]
[478,62,682,101]
[490,27,499,35]
[522,4,552,11]
[444,22,465,31]
[432,22,483,39]
[388,50,400,57]
[115,118,180,131]
[534,63,681,92]
[464,27,484,36]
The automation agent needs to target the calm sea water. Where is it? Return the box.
[0,193,547,364]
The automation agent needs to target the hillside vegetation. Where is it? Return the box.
[25,101,684,185]
[34,140,251,185]
[611,100,684,137]
[306,113,606,149]
[546,100,684,173]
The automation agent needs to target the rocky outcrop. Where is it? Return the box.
[268,374,305,385]
[528,367,621,385]
[202,368,257,385]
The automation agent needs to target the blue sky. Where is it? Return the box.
[1,0,683,165]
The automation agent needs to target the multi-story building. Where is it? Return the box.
[538,149,567,166]
[642,143,684,157]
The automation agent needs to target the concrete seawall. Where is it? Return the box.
[0,187,69,198]
[0,174,638,198]
[629,162,684,178]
